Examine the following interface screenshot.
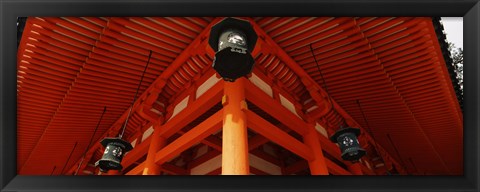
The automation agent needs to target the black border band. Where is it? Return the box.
[1,1,479,191]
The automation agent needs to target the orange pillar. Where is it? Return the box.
[221,78,249,175]
[143,123,167,175]
[348,163,364,175]
[106,170,121,175]
[303,124,329,175]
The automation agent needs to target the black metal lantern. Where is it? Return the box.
[208,17,258,82]
[330,127,366,161]
[95,137,133,172]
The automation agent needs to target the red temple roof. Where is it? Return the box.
[17,17,462,175]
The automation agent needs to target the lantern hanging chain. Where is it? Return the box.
[355,99,382,157]
[50,165,56,176]
[357,99,395,174]
[74,106,107,175]
[409,157,419,174]
[309,44,345,129]
[386,133,409,174]
[61,141,78,174]
[119,50,153,139]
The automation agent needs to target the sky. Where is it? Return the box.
[440,17,463,91]
[440,17,463,50]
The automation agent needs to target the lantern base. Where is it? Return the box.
[95,159,123,172]
[212,47,255,82]
[341,147,366,161]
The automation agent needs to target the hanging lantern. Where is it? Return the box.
[95,137,133,172]
[94,51,151,173]
[208,17,258,82]
[330,127,366,161]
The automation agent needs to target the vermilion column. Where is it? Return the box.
[348,163,364,175]
[303,124,329,175]
[106,169,121,175]
[221,78,249,175]
[143,123,167,175]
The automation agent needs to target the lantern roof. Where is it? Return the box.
[208,17,258,52]
[329,127,361,143]
[100,137,134,151]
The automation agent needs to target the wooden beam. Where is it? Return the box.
[179,130,222,151]
[248,124,295,151]
[121,136,151,169]
[246,110,313,161]
[159,81,223,138]
[143,123,167,175]
[125,162,145,175]
[161,163,188,175]
[325,158,351,175]
[245,80,307,136]
[317,132,341,158]
[308,105,331,120]
[207,168,222,175]
[202,135,223,151]
[154,110,223,165]
[303,125,329,175]
[250,166,270,175]
[188,150,221,169]
[250,148,282,167]
[248,135,270,151]
[125,162,187,175]
[285,160,309,175]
